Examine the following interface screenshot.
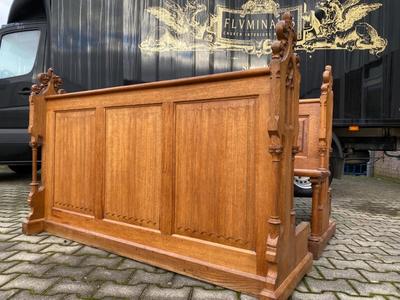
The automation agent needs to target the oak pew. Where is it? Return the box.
[294,66,336,259]
[22,14,312,300]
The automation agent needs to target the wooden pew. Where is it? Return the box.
[22,14,312,300]
[294,66,336,259]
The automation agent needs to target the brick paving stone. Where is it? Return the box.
[386,243,400,251]
[367,261,400,273]
[0,222,18,227]
[5,241,50,252]
[349,280,400,297]
[337,252,381,262]
[336,293,386,300]
[371,254,400,264]
[141,285,192,299]
[43,265,94,280]
[359,270,400,283]
[328,239,360,247]
[363,236,398,244]
[0,289,19,299]
[0,234,18,242]
[319,250,345,260]
[307,266,324,279]
[38,235,74,245]
[0,261,18,273]
[0,250,18,261]
[74,245,110,257]
[5,251,48,263]
[325,244,353,252]
[9,234,47,243]
[316,266,366,282]
[62,295,82,300]
[0,227,17,234]
[291,291,337,300]
[313,257,336,269]
[382,248,400,256]
[46,278,96,297]
[191,288,238,300]
[80,255,122,268]
[240,294,257,300]
[7,227,23,235]
[355,240,394,248]
[334,234,368,242]
[171,274,218,289]
[86,266,133,284]
[40,244,82,255]
[12,290,65,300]
[93,282,147,299]
[327,258,375,272]
[129,269,174,287]
[117,258,158,272]
[3,262,54,277]
[42,253,85,267]
[346,245,390,255]
[305,278,357,295]
[1,274,58,293]
[295,280,309,292]
[0,274,18,287]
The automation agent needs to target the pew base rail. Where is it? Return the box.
[24,220,313,300]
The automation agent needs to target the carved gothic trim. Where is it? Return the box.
[31,68,66,96]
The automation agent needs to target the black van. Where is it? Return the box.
[1,0,399,193]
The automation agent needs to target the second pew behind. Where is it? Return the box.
[295,66,336,259]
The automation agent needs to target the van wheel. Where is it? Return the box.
[294,176,313,197]
[294,174,334,197]
[8,165,32,175]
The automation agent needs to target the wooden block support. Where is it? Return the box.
[23,13,312,299]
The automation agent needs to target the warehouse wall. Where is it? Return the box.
[374,152,400,179]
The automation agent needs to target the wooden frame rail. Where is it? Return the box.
[294,66,336,259]
[23,13,312,300]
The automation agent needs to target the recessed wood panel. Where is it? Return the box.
[295,101,321,169]
[175,99,256,250]
[297,116,309,156]
[104,105,162,230]
[53,109,96,216]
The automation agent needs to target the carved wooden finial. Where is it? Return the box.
[271,12,297,62]
[321,65,333,94]
[31,68,66,96]
[269,12,299,132]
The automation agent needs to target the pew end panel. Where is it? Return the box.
[22,69,66,235]
[23,13,312,299]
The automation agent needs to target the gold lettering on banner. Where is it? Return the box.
[139,0,387,57]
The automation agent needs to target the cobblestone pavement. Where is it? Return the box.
[0,166,399,299]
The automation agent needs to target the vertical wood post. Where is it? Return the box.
[263,12,300,294]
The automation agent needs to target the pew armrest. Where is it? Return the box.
[294,168,330,180]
